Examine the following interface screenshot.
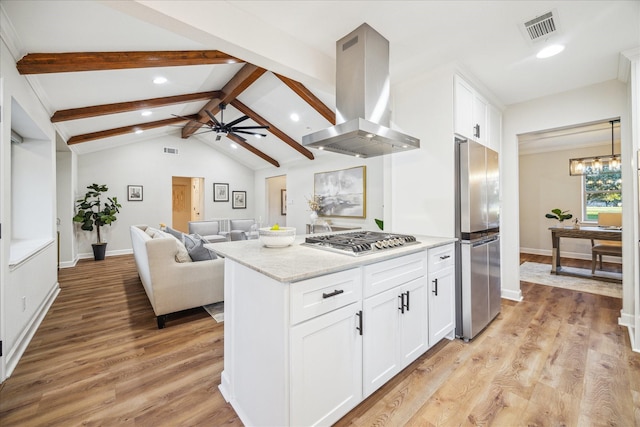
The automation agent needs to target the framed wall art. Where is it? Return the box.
[314,165,366,218]
[127,185,143,201]
[281,189,287,215]
[232,191,246,209]
[214,183,229,202]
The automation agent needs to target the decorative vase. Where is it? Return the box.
[309,211,318,223]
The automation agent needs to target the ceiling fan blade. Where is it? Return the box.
[232,130,268,137]
[225,115,250,128]
[227,132,247,143]
[205,109,222,128]
[230,125,270,130]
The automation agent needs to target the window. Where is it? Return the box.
[583,165,622,222]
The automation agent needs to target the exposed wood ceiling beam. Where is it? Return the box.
[16,51,241,74]
[226,133,280,168]
[230,99,314,160]
[182,64,267,138]
[51,91,222,122]
[275,73,335,125]
[67,115,197,145]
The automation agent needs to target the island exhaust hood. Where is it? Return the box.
[302,23,420,158]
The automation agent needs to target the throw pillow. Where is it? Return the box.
[174,239,192,263]
[144,227,156,238]
[165,226,184,242]
[183,233,218,262]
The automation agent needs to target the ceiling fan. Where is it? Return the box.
[175,103,269,142]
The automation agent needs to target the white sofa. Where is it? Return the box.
[130,225,224,328]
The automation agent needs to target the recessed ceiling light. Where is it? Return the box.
[134,129,143,135]
[290,113,300,122]
[536,44,565,59]
[230,143,238,149]
[141,111,152,117]
[153,76,167,84]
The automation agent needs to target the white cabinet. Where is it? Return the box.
[427,244,456,344]
[487,103,502,153]
[454,75,487,145]
[291,303,362,427]
[362,253,427,397]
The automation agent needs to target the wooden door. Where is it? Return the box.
[172,177,191,232]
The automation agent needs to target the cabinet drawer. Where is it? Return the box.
[363,251,426,298]
[291,268,361,325]
[428,243,454,272]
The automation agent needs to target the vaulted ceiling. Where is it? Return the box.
[2,1,639,169]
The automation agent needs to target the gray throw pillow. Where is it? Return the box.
[183,233,217,261]
[165,226,184,241]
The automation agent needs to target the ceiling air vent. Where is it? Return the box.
[163,147,179,155]
[522,10,558,42]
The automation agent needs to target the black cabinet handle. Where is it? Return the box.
[356,310,363,335]
[406,290,410,311]
[439,254,451,260]
[474,124,480,138]
[322,289,344,299]
[432,278,438,296]
[398,294,405,313]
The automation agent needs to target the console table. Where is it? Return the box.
[549,226,622,283]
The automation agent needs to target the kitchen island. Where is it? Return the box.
[206,233,456,426]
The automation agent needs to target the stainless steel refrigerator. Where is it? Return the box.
[455,136,501,341]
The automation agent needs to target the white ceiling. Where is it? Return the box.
[2,0,639,168]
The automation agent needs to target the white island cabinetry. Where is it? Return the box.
[210,235,456,426]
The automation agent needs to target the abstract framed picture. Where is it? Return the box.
[232,191,246,209]
[127,185,143,201]
[314,165,366,218]
[214,183,229,202]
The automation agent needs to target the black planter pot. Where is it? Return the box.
[92,243,107,261]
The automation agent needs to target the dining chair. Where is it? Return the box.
[591,212,622,273]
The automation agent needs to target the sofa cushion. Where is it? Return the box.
[183,233,218,261]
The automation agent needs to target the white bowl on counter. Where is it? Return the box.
[258,227,297,248]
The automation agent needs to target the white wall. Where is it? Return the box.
[73,135,255,259]
[389,65,456,238]
[1,38,59,381]
[254,154,385,235]
[503,78,631,307]
[519,142,621,258]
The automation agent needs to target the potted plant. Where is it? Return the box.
[73,183,121,260]
[545,208,573,225]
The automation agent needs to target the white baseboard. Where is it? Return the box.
[4,282,60,381]
[501,288,523,302]
[77,248,133,260]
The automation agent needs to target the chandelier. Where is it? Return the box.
[569,119,620,176]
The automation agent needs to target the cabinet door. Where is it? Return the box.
[454,76,474,139]
[428,266,455,345]
[362,286,401,397]
[472,93,488,144]
[398,277,428,366]
[290,304,362,427]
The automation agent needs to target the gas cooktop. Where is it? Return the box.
[303,231,418,256]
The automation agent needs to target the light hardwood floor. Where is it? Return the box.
[0,254,637,426]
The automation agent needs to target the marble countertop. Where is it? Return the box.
[204,233,456,283]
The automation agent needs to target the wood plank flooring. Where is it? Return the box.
[0,254,637,426]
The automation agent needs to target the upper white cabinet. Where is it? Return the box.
[454,74,501,152]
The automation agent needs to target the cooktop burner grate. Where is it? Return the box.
[304,231,418,255]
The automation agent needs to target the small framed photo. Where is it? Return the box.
[232,191,246,209]
[281,189,287,215]
[214,183,229,202]
[127,185,143,201]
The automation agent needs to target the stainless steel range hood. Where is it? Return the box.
[302,23,420,158]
